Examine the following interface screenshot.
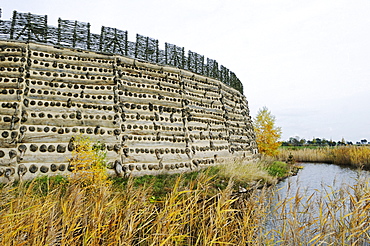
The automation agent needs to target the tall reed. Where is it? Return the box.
[1,167,369,245]
[260,175,370,245]
[0,173,262,245]
[278,146,370,168]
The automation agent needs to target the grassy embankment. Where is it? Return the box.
[278,145,370,168]
[1,156,369,245]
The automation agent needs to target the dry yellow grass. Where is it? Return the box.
[216,157,275,185]
[1,164,369,245]
[278,146,370,168]
[0,173,262,245]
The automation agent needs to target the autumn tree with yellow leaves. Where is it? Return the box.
[68,135,110,187]
[253,106,282,156]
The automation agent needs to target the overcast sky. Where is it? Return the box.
[1,0,369,142]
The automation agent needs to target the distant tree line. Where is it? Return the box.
[282,136,369,147]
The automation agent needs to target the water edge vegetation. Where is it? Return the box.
[1,156,369,245]
[278,145,370,169]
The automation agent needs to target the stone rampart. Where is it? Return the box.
[0,35,257,182]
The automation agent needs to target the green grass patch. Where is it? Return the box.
[265,161,290,177]
[3,159,284,200]
[110,161,273,199]
[112,170,210,198]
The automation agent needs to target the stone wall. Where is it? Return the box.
[0,40,257,182]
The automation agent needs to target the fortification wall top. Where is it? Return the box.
[0,9,244,93]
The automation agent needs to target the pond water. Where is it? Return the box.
[276,163,370,195]
[264,163,370,245]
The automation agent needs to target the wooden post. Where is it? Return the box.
[113,28,118,54]
[43,15,48,43]
[10,10,17,39]
[145,36,149,60]
[99,26,104,52]
[155,39,158,63]
[57,18,61,45]
[87,22,91,50]
[180,47,185,69]
[165,42,168,65]
[135,33,139,58]
[72,20,77,48]
[27,13,31,41]
[124,30,128,56]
